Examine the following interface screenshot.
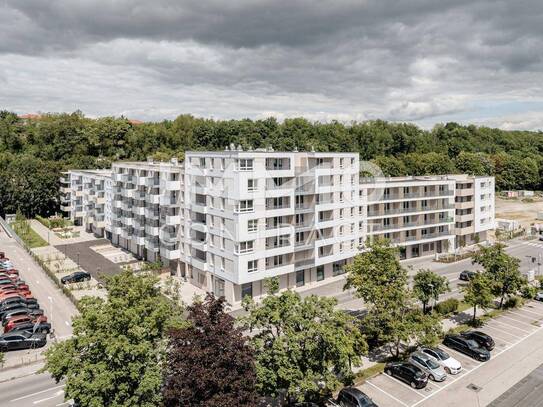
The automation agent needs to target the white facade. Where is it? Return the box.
[61,152,496,304]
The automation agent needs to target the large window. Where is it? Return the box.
[213,278,225,298]
[248,219,258,232]
[296,270,305,287]
[247,179,257,192]
[241,283,253,299]
[316,265,325,281]
[236,240,254,254]
[237,200,254,213]
[248,260,258,273]
[238,159,253,171]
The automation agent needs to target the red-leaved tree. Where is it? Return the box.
[163,294,258,407]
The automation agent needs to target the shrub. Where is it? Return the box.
[504,296,523,309]
[434,298,459,316]
[521,285,538,299]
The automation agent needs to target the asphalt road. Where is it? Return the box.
[0,226,78,368]
[0,373,67,407]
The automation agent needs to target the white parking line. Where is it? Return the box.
[478,327,515,345]
[10,385,65,402]
[380,371,427,397]
[365,380,411,407]
[506,310,540,322]
[490,319,533,334]
[481,322,525,339]
[33,390,64,404]
[513,307,543,318]
[500,314,539,328]
[411,314,543,407]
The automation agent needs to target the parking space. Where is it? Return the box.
[356,301,543,407]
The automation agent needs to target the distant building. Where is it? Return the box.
[60,151,496,304]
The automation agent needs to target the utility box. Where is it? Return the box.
[522,269,535,282]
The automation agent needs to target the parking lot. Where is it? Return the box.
[357,300,543,407]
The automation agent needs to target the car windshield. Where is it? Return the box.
[426,359,440,369]
[466,339,480,348]
[434,348,449,360]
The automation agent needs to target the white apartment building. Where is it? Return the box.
[60,170,112,237]
[110,159,183,266]
[60,151,495,304]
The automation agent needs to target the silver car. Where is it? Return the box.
[409,351,447,382]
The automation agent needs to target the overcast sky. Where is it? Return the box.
[1,0,542,130]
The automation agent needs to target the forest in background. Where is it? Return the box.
[0,110,542,217]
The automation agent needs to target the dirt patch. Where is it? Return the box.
[496,197,543,228]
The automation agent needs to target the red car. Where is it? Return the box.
[0,285,17,292]
[0,290,32,300]
[0,269,18,275]
[0,273,20,282]
[4,314,48,332]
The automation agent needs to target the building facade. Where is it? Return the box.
[60,151,495,304]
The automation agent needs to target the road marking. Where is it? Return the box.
[380,370,427,397]
[411,311,543,407]
[479,326,517,344]
[33,390,64,404]
[10,385,65,402]
[55,402,71,406]
[441,347,482,367]
[500,314,539,328]
[490,319,533,334]
[65,321,70,326]
[513,307,543,318]
[505,310,540,323]
[365,380,411,407]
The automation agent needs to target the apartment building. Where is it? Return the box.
[450,175,495,247]
[60,151,495,304]
[110,159,183,266]
[60,170,112,237]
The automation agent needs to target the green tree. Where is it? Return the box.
[413,269,450,313]
[473,244,524,308]
[463,273,494,323]
[44,269,183,407]
[163,294,257,407]
[243,290,367,404]
[345,240,441,357]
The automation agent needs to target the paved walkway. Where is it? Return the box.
[29,220,96,246]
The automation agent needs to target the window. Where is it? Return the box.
[220,257,225,270]
[238,159,253,171]
[241,283,253,299]
[221,198,225,210]
[220,237,225,250]
[266,255,284,268]
[221,158,225,170]
[340,208,344,219]
[340,158,344,168]
[248,260,258,273]
[296,270,305,287]
[199,157,206,168]
[213,278,225,298]
[316,265,325,281]
[248,219,258,232]
[236,240,254,254]
[247,179,256,192]
[295,213,305,226]
[237,200,254,213]
[296,232,305,244]
[339,192,344,202]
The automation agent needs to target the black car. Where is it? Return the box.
[459,270,477,281]
[0,296,26,307]
[461,331,495,351]
[61,271,91,284]
[0,302,30,318]
[0,330,46,351]
[385,362,428,389]
[443,334,490,361]
[0,296,37,308]
[2,308,44,326]
[337,387,378,407]
[10,321,52,335]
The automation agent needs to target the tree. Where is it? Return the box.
[473,244,524,308]
[463,273,494,323]
[413,269,450,313]
[163,294,257,407]
[243,290,367,404]
[44,269,183,406]
[345,240,442,358]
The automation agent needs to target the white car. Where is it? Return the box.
[420,347,462,375]
[535,292,543,302]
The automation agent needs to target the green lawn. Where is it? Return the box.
[12,221,48,248]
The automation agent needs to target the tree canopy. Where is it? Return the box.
[1,110,543,217]
[44,269,184,407]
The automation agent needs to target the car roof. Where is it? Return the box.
[341,387,367,397]
[411,351,431,361]
[1,330,32,338]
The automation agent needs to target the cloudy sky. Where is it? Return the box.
[1,0,542,130]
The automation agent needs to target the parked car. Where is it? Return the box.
[4,315,48,333]
[535,292,543,302]
[2,308,44,326]
[0,285,17,293]
[419,347,462,375]
[61,271,91,284]
[408,351,447,381]
[459,270,477,281]
[461,331,495,351]
[336,387,377,407]
[0,330,46,352]
[9,320,51,335]
[384,362,428,389]
[443,334,490,361]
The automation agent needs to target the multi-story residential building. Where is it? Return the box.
[110,159,183,266]
[60,151,495,304]
[60,170,112,237]
[450,175,495,247]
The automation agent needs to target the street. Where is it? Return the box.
[0,373,67,407]
[0,226,78,369]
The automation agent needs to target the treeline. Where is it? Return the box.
[1,110,542,217]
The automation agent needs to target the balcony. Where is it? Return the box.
[294,258,314,271]
[145,224,160,236]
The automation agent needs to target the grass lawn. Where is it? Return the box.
[354,363,385,384]
[12,221,48,248]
